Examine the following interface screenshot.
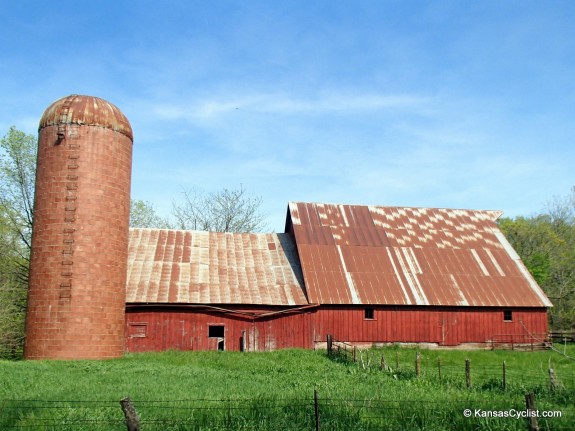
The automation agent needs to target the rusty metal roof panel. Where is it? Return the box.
[39,94,133,141]
[288,202,552,308]
[127,229,307,306]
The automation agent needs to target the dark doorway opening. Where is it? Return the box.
[208,325,225,351]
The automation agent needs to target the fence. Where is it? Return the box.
[326,334,357,362]
[2,341,573,430]
[326,335,575,392]
[490,333,549,351]
[550,331,575,343]
[0,390,571,431]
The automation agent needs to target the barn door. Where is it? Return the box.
[440,314,459,346]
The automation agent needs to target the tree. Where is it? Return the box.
[0,127,36,277]
[0,127,35,358]
[0,127,176,358]
[499,187,575,330]
[498,216,556,285]
[542,187,575,329]
[0,213,27,358]
[130,199,170,228]
[171,185,268,233]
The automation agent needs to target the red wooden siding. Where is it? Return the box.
[126,306,547,351]
[125,307,313,352]
[312,307,548,346]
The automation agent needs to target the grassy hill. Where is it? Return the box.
[1,346,573,430]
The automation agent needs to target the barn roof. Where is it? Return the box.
[287,202,552,308]
[126,229,307,306]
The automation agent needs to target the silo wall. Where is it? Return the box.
[25,95,133,359]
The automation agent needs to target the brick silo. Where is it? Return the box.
[25,95,133,359]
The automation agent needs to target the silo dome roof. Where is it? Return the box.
[39,94,133,141]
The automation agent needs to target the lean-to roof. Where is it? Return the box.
[126,229,307,306]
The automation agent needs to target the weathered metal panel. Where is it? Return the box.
[288,202,552,308]
[127,229,307,306]
[39,94,134,140]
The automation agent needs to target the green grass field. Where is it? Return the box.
[1,346,573,430]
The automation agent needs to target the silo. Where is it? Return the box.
[25,94,133,359]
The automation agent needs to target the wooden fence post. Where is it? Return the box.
[548,368,556,393]
[415,351,421,378]
[241,330,246,352]
[502,361,506,391]
[120,397,141,431]
[395,351,399,371]
[353,346,357,363]
[465,359,471,388]
[437,357,442,384]
[525,392,540,431]
[326,334,333,356]
[314,388,320,431]
[227,398,232,429]
[380,353,388,371]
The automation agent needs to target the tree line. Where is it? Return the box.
[498,188,575,331]
[1,126,573,358]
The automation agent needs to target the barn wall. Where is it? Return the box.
[125,307,314,352]
[313,306,549,346]
[126,306,548,352]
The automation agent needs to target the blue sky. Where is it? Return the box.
[1,1,574,231]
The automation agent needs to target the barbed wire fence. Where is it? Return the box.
[0,390,572,431]
[327,336,575,392]
[2,343,574,430]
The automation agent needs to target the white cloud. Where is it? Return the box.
[147,91,428,122]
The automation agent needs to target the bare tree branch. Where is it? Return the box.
[171,185,268,233]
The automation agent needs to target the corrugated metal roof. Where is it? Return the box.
[127,229,307,306]
[288,202,552,308]
[39,94,133,141]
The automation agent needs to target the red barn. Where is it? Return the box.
[125,202,552,352]
[125,229,313,352]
